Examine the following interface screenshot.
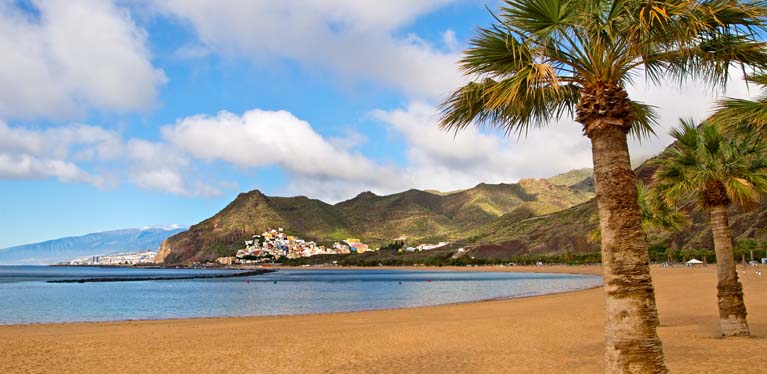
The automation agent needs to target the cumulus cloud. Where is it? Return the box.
[626,76,753,163]
[0,122,115,184]
[0,107,407,200]
[0,153,102,185]
[163,109,400,186]
[372,102,593,192]
[129,168,220,197]
[149,0,461,99]
[0,0,165,119]
[0,121,219,197]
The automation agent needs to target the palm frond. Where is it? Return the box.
[500,0,579,39]
[639,182,690,233]
[439,76,579,136]
[653,119,767,211]
[461,26,534,77]
[628,100,659,140]
[710,72,767,132]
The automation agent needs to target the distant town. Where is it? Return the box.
[65,250,158,266]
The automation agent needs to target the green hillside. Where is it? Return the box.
[463,153,767,260]
[157,178,594,264]
[459,157,659,259]
[465,200,600,258]
[546,168,593,188]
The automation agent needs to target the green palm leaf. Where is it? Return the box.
[653,119,767,210]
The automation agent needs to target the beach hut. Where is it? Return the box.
[685,258,704,267]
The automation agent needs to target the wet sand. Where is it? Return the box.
[1,265,765,373]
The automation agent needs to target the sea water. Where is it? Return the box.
[0,266,602,324]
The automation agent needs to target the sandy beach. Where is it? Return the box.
[1,265,765,374]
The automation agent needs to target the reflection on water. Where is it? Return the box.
[0,266,602,324]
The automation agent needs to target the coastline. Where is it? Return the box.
[1,265,765,373]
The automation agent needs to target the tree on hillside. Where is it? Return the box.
[653,119,767,337]
[439,1,767,371]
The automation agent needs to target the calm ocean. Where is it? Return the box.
[0,266,601,324]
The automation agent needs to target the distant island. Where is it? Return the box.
[0,227,185,265]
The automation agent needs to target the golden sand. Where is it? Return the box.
[1,265,765,373]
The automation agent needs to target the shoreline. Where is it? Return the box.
[2,265,765,373]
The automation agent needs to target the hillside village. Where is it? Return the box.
[215,228,452,265]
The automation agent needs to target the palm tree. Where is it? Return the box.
[439,1,767,371]
[711,73,767,133]
[653,119,767,337]
[638,183,690,234]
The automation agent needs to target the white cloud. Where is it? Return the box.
[0,0,165,119]
[0,121,115,184]
[626,76,754,163]
[0,107,406,200]
[0,120,219,197]
[282,177,393,204]
[0,153,102,185]
[442,29,459,51]
[163,109,399,186]
[134,168,181,193]
[327,129,368,151]
[150,0,461,99]
[372,102,593,192]
[0,108,401,201]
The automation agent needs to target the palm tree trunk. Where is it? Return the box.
[590,124,667,373]
[709,205,750,337]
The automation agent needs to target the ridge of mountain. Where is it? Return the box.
[466,152,767,259]
[156,178,595,264]
[546,168,593,189]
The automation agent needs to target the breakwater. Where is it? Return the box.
[47,269,276,283]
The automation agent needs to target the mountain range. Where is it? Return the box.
[156,177,595,264]
[0,227,186,265]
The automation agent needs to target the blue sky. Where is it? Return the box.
[0,0,752,248]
